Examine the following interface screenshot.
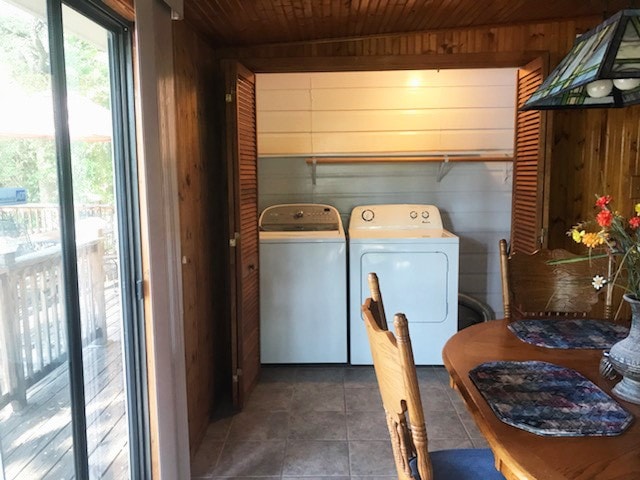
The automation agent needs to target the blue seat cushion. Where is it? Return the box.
[409,448,506,480]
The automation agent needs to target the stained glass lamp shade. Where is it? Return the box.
[522,9,640,110]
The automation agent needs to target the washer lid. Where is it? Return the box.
[260,230,345,243]
[260,203,344,234]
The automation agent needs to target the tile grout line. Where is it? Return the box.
[343,378,352,478]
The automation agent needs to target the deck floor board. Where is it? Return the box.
[0,288,129,480]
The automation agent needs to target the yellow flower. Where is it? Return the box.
[571,229,585,243]
[582,232,605,248]
[635,203,640,215]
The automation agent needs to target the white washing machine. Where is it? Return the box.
[349,204,459,365]
[260,204,347,363]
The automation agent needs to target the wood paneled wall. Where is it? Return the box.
[173,21,228,453]
[550,107,640,250]
[256,69,515,156]
[101,0,134,21]
[216,16,640,253]
[216,18,593,62]
[170,13,640,453]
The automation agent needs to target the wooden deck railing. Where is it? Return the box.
[0,204,114,236]
[0,237,107,411]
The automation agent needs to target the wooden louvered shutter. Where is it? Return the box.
[511,57,551,254]
[224,61,259,409]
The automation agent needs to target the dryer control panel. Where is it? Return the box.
[350,204,444,230]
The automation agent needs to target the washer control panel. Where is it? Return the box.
[259,204,342,231]
[361,209,375,222]
[349,204,444,230]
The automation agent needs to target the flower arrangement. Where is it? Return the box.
[569,195,640,299]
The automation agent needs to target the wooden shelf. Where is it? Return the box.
[303,155,514,164]
[298,154,514,183]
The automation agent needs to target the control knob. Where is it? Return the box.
[361,209,375,222]
[421,210,430,219]
[409,211,418,219]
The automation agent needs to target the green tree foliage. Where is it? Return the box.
[0,139,57,202]
[0,3,114,205]
[71,141,114,204]
[0,7,49,91]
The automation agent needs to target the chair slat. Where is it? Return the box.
[499,239,614,321]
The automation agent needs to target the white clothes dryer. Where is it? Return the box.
[260,204,347,363]
[349,204,459,365]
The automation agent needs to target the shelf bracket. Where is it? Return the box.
[436,155,453,182]
[311,157,317,185]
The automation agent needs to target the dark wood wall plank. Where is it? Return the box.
[101,0,134,21]
[183,0,631,47]
[172,20,224,455]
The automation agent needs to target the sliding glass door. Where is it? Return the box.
[0,1,146,478]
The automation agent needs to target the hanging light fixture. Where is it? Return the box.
[522,9,640,110]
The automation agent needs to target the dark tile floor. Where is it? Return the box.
[191,365,488,479]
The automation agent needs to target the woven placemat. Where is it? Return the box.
[469,360,633,436]
[508,319,629,349]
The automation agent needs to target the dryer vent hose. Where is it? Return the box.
[458,293,495,325]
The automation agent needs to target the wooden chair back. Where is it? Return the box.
[499,239,614,321]
[367,272,388,329]
[362,298,431,480]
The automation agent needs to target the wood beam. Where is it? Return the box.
[238,51,549,72]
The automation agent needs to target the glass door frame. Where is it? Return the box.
[46,0,149,477]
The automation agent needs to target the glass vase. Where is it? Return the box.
[609,294,640,404]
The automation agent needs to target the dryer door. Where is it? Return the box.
[360,251,450,324]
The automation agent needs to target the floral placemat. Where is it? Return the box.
[469,360,633,436]
[508,319,629,349]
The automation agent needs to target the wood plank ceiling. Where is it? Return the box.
[184,0,632,47]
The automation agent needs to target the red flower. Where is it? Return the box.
[596,209,613,227]
[630,216,640,229]
[596,195,612,208]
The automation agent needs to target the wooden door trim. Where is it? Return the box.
[539,56,553,249]
[222,60,259,409]
[230,51,549,73]
[511,55,550,253]
[222,59,240,407]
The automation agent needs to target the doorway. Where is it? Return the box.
[0,0,147,478]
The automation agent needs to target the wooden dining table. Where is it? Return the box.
[442,319,640,480]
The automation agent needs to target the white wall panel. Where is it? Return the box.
[258,111,311,133]
[312,108,514,132]
[310,69,515,88]
[439,130,514,151]
[311,85,514,110]
[256,69,516,156]
[256,89,311,111]
[258,133,312,155]
[309,87,428,110]
[312,131,442,153]
[312,130,511,153]
[257,72,312,90]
